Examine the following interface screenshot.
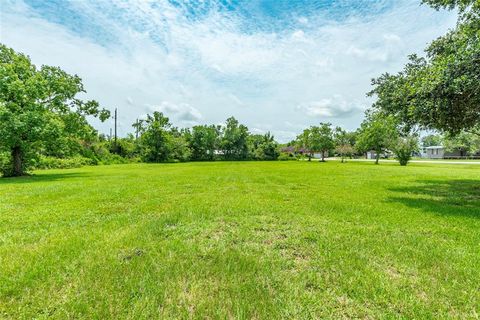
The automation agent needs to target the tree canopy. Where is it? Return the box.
[0,44,110,176]
[421,134,443,147]
[368,0,480,135]
[356,113,398,164]
[220,117,249,160]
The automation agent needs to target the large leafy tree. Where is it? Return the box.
[295,123,335,161]
[247,132,279,160]
[220,117,249,160]
[310,123,335,162]
[0,44,110,176]
[368,0,480,135]
[187,125,220,161]
[295,128,313,161]
[137,112,173,163]
[169,128,192,162]
[356,113,398,164]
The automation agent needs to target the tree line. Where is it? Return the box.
[1,0,479,177]
[114,113,280,163]
[0,39,429,179]
[0,40,417,179]
[0,44,418,177]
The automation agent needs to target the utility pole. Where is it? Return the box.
[109,128,112,140]
[135,118,139,140]
[114,108,118,152]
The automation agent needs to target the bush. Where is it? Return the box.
[0,152,11,177]
[34,156,95,170]
[393,136,419,166]
[277,153,297,161]
[98,153,134,165]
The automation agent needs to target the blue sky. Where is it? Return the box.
[1,0,456,141]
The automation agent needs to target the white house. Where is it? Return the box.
[424,146,444,159]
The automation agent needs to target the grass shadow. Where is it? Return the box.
[387,179,480,219]
[0,172,92,185]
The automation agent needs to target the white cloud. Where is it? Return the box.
[0,0,457,142]
[147,101,203,125]
[296,95,361,118]
[250,127,265,135]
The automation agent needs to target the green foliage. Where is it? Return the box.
[187,125,219,161]
[421,0,478,12]
[392,136,419,166]
[109,136,139,159]
[247,132,279,160]
[0,152,10,177]
[443,130,480,156]
[356,113,398,164]
[277,152,297,161]
[334,127,356,162]
[369,1,480,135]
[134,112,192,163]
[295,123,335,161]
[137,112,174,163]
[220,117,249,160]
[0,44,110,176]
[421,134,443,147]
[295,128,313,160]
[311,123,335,161]
[34,156,96,170]
[169,133,192,162]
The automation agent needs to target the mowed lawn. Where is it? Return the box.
[0,162,479,319]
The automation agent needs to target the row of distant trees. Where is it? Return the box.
[291,114,417,166]
[0,43,424,177]
[0,43,283,177]
[116,112,420,166]
[111,113,279,163]
[1,0,479,177]
[0,45,424,179]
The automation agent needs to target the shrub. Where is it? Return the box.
[278,153,297,161]
[0,152,11,177]
[98,154,132,165]
[393,136,419,166]
[34,156,95,170]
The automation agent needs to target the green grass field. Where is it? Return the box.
[1,161,479,319]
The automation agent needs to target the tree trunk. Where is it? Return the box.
[11,146,23,176]
[321,151,325,162]
[375,151,380,165]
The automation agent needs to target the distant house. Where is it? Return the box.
[423,146,472,159]
[424,146,444,159]
[280,146,327,159]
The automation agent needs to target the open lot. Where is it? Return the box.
[0,161,479,318]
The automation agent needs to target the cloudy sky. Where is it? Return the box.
[1,0,456,142]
